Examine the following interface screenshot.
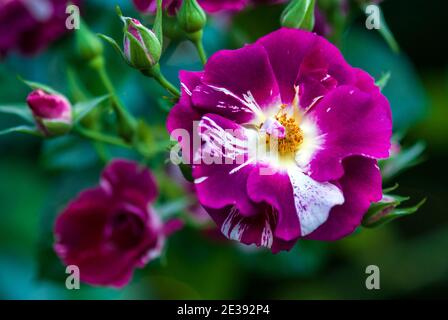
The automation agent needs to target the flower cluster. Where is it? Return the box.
[2,0,420,290]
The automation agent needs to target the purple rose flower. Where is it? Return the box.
[167,28,392,252]
[54,159,182,287]
[132,0,248,15]
[26,89,72,136]
[0,0,81,57]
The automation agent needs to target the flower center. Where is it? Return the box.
[262,111,304,159]
[109,211,145,250]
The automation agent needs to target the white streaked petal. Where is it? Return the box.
[196,116,249,164]
[260,220,273,248]
[206,85,264,118]
[221,206,241,239]
[220,206,273,249]
[287,166,344,236]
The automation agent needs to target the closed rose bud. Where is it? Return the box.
[26,89,72,136]
[362,193,425,228]
[177,0,207,34]
[123,18,161,70]
[54,159,183,288]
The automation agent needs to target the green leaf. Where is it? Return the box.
[73,95,109,124]
[281,0,316,31]
[0,105,34,123]
[0,125,41,136]
[179,163,194,182]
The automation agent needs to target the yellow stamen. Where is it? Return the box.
[264,109,303,159]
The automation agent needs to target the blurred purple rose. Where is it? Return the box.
[0,0,80,57]
[54,159,182,287]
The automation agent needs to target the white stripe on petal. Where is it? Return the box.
[229,158,255,175]
[261,219,273,248]
[287,166,344,236]
[221,206,273,249]
[181,82,192,96]
[194,176,208,184]
[221,206,240,238]
[196,116,249,164]
[206,85,265,118]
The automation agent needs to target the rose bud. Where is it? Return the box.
[54,159,183,288]
[177,0,207,34]
[75,19,104,61]
[362,194,425,228]
[26,89,72,136]
[122,17,161,70]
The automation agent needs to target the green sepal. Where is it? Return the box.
[362,194,426,228]
[281,0,316,31]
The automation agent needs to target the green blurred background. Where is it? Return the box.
[0,0,447,299]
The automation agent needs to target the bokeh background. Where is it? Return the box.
[0,0,447,299]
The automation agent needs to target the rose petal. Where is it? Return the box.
[307,85,392,181]
[167,71,203,164]
[100,159,158,207]
[256,28,317,104]
[205,205,296,252]
[193,113,258,215]
[307,156,382,240]
[196,43,281,122]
